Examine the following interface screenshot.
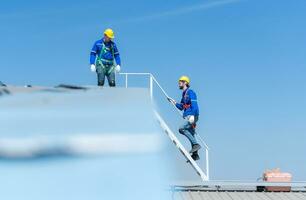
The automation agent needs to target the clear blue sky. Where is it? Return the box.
[1,0,306,180]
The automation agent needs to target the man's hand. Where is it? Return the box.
[167,97,176,104]
[90,64,96,72]
[115,65,121,73]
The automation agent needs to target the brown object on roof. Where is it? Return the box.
[263,168,292,192]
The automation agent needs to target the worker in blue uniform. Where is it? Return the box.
[167,76,201,161]
[89,28,121,87]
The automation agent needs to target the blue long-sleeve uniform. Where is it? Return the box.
[90,39,121,66]
[175,88,199,118]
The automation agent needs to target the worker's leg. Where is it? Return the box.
[187,115,199,140]
[96,65,106,86]
[106,67,116,87]
[187,125,201,153]
[189,116,201,153]
[179,116,201,153]
[179,122,198,146]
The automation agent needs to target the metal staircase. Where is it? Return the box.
[119,73,210,181]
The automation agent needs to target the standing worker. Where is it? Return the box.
[167,76,201,160]
[89,28,121,87]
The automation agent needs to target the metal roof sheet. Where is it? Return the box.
[172,191,306,200]
[171,183,306,200]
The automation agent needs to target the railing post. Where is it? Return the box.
[149,74,153,99]
[125,74,128,88]
[206,148,210,180]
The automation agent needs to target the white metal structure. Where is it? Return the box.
[119,73,210,181]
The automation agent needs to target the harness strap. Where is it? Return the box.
[183,104,191,110]
[97,41,115,65]
[100,58,114,64]
[183,88,191,110]
[100,64,115,75]
[182,89,198,110]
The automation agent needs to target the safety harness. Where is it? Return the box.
[183,88,197,129]
[96,41,115,75]
[183,88,191,111]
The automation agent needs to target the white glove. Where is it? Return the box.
[90,64,96,72]
[115,65,121,73]
[167,97,176,104]
[187,115,195,124]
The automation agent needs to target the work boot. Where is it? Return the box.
[191,152,200,161]
[189,144,201,154]
[186,152,200,163]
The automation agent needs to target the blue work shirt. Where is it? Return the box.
[90,39,121,66]
[175,88,200,118]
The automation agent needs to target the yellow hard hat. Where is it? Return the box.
[178,76,190,84]
[104,28,115,39]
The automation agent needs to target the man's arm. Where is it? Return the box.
[175,99,184,111]
[90,42,98,65]
[167,96,183,110]
[113,43,121,66]
[176,103,184,110]
[188,90,198,114]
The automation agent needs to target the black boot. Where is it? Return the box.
[189,144,201,154]
[187,151,200,163]
[191,152,200,161]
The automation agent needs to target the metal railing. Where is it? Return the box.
[119,72,210,181]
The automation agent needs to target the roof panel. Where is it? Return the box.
[290,192,306,200]
[172,191,306,200]
[188,191,204,200]
[253,192,274,200]
[237,192,262,200]
[227,192,245,200]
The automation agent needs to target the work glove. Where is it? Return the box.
[167,97,176,105]
[187,115,195,124]
[90,64,96,72]
[115,65,121,73]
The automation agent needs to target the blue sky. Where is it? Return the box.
[1,0,306,180]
